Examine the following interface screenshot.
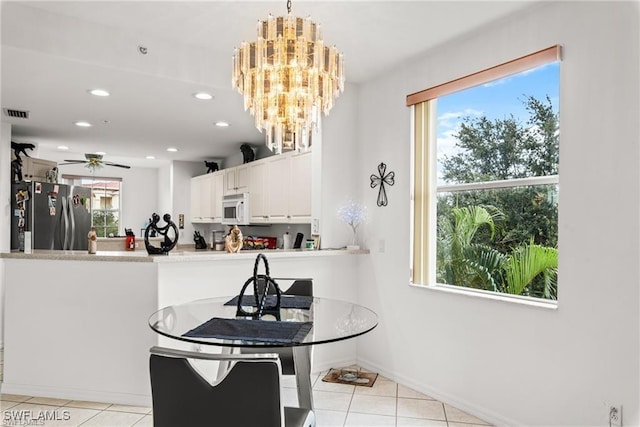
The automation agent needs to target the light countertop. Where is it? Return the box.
[1,248,369,263]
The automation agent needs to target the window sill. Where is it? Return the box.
[409,282,558,310]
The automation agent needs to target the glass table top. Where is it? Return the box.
[149,296,378,348]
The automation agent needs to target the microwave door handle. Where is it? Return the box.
[236,201,243,222]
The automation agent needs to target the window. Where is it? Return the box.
[63,175,122,237]
[409,46,560,301]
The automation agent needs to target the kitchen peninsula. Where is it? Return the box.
[1,248,367,406]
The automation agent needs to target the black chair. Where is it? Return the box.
[149,346,315,427]
[245,278,313,375]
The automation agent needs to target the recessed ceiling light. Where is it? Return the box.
[146,155,155,160]
[166,147,178,152]
[74,121,92,127]
[57,145,69,150]
[88,89,110,97]
[193,92,213,100]
[95,151,106,155]
[215,121,230,127]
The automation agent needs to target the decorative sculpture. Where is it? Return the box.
[370,162,395,207]
[240,144,255,163]
[144,213,179,255]
[11,157,23,183]
[204,161,219,173]
[11,141,35,159]
[236,253,282,319]
[224,225,243,253]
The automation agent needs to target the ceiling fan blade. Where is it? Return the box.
[59,160,87,165]
[103,161,131,169]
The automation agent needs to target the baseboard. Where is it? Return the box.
[0,382,152,407]
[355,355,520,427]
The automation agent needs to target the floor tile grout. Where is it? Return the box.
[0,350,492,427]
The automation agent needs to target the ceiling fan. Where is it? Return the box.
[59,153,131,169]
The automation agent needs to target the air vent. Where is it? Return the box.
[3,108,30,119]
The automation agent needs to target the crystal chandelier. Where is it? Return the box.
[232,0,345,154]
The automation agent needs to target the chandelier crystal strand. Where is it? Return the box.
[232,4,344,154]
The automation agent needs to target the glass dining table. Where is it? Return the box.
[148,295,378,410]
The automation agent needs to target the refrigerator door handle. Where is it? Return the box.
[68,196,76,250]
[62,197,70,250]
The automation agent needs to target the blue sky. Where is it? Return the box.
[436,62,560,182]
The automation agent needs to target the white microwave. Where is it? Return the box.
[221,193,250,225]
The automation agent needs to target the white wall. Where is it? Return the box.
[171,160,205,244]
[353,2,639,426]
[57,163,158,237]
[0,122,11,348]
[320,81,361,249]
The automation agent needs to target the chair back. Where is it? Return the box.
[150,347,284,427]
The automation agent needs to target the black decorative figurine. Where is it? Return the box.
[236,254,282,319]
[144,213,179,255]
[204,161,219,173]
[370,162,395,207]
[240,144,255,163]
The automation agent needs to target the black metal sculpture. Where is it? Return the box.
[204,161,219,173]
[240,144,255,163]
[11,157,23,183]
[144,213,179,255]
[370,162,395,207]
[236,253,282,319]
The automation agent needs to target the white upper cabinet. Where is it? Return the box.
[224,164,249,195]
[191,151,312,224]
[22,157,57,182]
[249,160,269,223]
[190,171,224,223]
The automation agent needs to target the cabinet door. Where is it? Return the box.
[190,176,203,221]
[289,152,312,222]
[236,164,250,193]
[249,162,268,222]
[211,171,224,221]
[223,168,237,195]
[23,157,57,181]
[200,174,213,219]
[266,155,291,221]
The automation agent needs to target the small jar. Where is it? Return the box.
[88,227,98,254]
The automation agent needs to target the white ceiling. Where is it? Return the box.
[1,1,536,168]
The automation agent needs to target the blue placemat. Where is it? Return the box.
[224,295,313,310]
[183,317,313,343]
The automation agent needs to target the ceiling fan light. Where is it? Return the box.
[74,121,92,127]
[166,147,178,152]
[95,151,106,155]
[215,121,230,127]
[57,145,69,150]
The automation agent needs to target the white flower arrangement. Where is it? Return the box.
[337,200,367,249]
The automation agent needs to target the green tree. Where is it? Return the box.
[439,95,559,252]
[436,95,559,299]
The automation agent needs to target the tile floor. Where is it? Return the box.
[0,351,492,426]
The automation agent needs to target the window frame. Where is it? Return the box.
[62,174,123,237]
[408,46,561,304]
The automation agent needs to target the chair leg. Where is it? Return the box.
[293,346,314,411]
[216,345,236,379]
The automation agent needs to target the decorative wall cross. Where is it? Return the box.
[370,162,395,207]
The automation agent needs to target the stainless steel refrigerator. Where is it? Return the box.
[11,181,92,250]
